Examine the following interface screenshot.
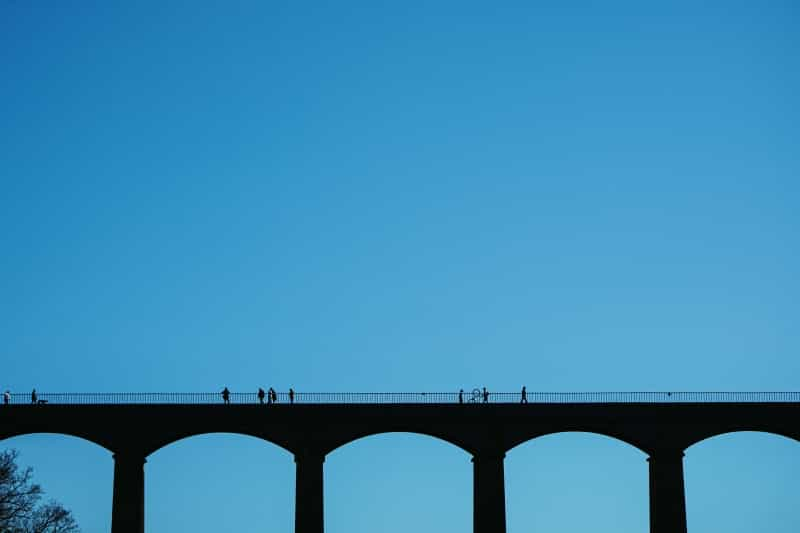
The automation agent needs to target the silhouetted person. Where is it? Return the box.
[482,387,488,403]
[222,387,230,404]
[289,388,295,404]
[269,387,276,404]
[258,387,265,404]
[31,389,37,404]
[458,389,464,404]
[521,386,528,404]
[3,390,9,405]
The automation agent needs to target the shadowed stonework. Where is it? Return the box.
[2,394,798,533]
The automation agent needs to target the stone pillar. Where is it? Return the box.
[472,450,506,533]
[111,452,146,533]
[648,450,687,533]
[295,451,325,533]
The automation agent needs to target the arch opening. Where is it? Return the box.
[506,431,648,533]
[146,429,293,457]
[686,428,800,450]
[1,428,113,452]
[684,431,800,533]
[507,428,647,455]
[327,428,471,456]
[1,433,113,533]
[326,432,471,533]
[145,432,294,533]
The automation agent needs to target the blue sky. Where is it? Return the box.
[1,2,798,532]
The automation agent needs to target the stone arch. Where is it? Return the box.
[0,431,115,533]
[505,430,649,533]
[685,428,800,450]
[0,429,114,453]
[682,430,800,533]
[506,428,650,455]
[324,430,473,533]
[144,431,295,533]
[324,428,473,456]
[143,430,295,458]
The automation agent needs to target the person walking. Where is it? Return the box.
[521,385,528,404]
[289,388,295,404]
[222,387,230,404]
[482,387,489,403]
[269,387,277,404]
[258,387,265,404]
[31,389,37,404]
[458,389,464,404]
[3,390,10,405]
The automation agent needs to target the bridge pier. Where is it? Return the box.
[295,451,325,533]
[111,452,146,533]
[648,450,687,533]
[472,451,506,533]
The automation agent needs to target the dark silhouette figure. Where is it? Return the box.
[4,390,9,404]
[258,387,265,404]
[222,387,230,404]
[269,387,277,404]
[458,389,464,404]
[482,387,489,403]
[289,388,295,404]
[521,386,528,404]
[31,389,37,405]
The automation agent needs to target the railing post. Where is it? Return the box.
[295,449,325,533]
[648,449,687,533]
[472,449,506,533]
[112,451,146,533]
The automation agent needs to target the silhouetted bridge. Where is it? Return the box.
[2,391,799,533]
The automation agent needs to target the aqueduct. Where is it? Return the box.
[1,391,798,533]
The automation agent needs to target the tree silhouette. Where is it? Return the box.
[0,450,79,533]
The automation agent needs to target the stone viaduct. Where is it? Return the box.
[1,391,798,533]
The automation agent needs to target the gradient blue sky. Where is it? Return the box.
[1,2,798,532]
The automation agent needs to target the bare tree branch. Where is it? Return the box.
[0,450,80,533]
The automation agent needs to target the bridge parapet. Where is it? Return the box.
[4,390,800,405]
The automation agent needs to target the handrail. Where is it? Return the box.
[3,391,800,405]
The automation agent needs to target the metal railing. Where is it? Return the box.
[3,391,800,405]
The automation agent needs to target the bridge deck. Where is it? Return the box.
[3,390,799,404]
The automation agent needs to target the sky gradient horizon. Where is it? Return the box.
[1,2,798,532]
